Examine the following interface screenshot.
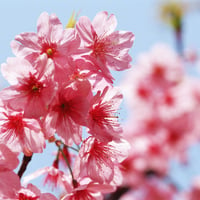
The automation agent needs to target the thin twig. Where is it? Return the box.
[65,144,79,152]
[58,146,74,180]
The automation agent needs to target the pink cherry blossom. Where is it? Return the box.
[23,160,66,191]
[66,57,104,90]
[87,86,123,142]
[137,44,183,87]
[76,11,134,83]
[75,136,129,184]
[121,44,184,111]
[0,105,45,155]
[11,12,80,69]
[120,129,170,187]
[0,171,57,200]
[120,43,200,167]
[61,177,115,200]
[44,82,90,146]
[17,184,57,200]
[1,55,56,119]
[120,178,177,200]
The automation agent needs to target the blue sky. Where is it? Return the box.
[0,0,200,196]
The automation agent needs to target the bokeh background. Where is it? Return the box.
[0,0,200,196]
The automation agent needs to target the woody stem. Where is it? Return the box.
[17,154,33,179]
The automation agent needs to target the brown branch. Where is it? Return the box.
[104,186,130,200]
[17,154,33,179]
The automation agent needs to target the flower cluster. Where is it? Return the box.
[0,11,134,199]
[120,44,200,199]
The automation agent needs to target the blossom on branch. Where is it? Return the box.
[0,10,135,199]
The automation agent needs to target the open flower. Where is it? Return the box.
[11,12,80,69]
[61,177,115,200]
[0,105,45,155]
[76,11,134,83]
[1,55,56,119]
[0,171,57,200]
[17,184,57,200]
[87,86,123,142]
[75,136,129,184]
[44,82,90,146]
[23,160,66,191]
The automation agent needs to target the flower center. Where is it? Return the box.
[91,34,110,58]
[31,85,39,92]
[6,113,24,135]
[21,75,43,96]
[18,193,38,200]
[93,40,106,56]
[72,190,94,199]
[46,48,54,57]
[60,102,70,113]
[42,43,57,58]
[137,86,150,99]
[53,97,71,115]
[167,130,181,145]
[152,64,165,78]
[90,103,118,126]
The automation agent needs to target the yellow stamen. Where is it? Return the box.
[32,85,39,92]
[46,48,53,56]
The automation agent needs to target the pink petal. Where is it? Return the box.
[92,11,117,36]
[1,57,34,85]
[0,171,21,198]
[76,16,95,45]
[0,143,19,171]
[11,32,39,57]
[37,12,62,39]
